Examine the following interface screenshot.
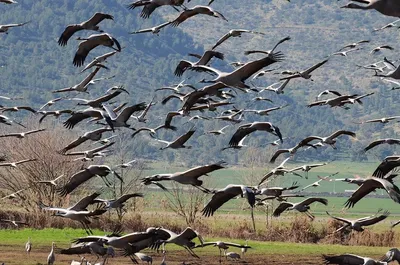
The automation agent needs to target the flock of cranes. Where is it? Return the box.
[2,0,400,264]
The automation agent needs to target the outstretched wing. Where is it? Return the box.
[182,161,226,179]
[298,197,328,207]
[344,180,376,208]
[358,210,389,226]
[172,128,196,146]
[69,190,103,211]
[56,169,95,196]
[272,202,292,217]
[211,32,231,50]
[228,124,255,147]
[202,186,242,217]
[323,254,366,265]
[58,25,82,46]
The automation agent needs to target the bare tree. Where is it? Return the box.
[0,120,85,212]
[105,131,145,222]
[166,182,208,226]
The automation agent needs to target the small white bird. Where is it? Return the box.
[0,21,29,34]
[47,242,56,265]
[35,175,64,187]
[130,21,172,35]
[225,251,241,260]
[25,237,32,255]
[134,252,153,264]
[370,45,394,54]
[114,159,137,169]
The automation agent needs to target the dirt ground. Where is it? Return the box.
[0,246,324,265]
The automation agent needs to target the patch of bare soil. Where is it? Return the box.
[0,245,323,265]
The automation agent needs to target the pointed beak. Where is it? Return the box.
[120,87,130,94]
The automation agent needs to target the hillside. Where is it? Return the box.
[0,0,399,167]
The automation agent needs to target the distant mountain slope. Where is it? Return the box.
[0,0,399,166]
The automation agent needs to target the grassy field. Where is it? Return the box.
[139,160,400,216]
[142,160,379,191]
[0,228,393,265]
[0,228,391,254]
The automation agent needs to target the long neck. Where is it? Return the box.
[347,3,373,9]
[153,174,172,181]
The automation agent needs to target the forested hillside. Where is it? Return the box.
[1,0,399,166]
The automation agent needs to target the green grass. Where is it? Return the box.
[140,160,400,216]
[0,229,391,257]
[0,228,100,246]
[143,160,379,192]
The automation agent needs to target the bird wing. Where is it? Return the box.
[119,232,154,244]
[0,132,21,138]
[258,171,273,186]
[171,8,201,27]
[272,202,292,217]
[86,12,113,25]
[328,130,356,140]
[182,82,226,114]
[303,59,329,75]
[181,161,226,179]
[60,136,88,154]
[325,211,351,225]
[69,190,102,211]
[116,102,147,123]
[280,73,301,81]
[323,254,366,265]
[63,109,101,129]
[300,182,317,191]
[88,142,115,153]
[174,60,193,77]
[90,90,122,107]
[299,197,328,207]
[187,64,221,76]
[307,100,327,107]
[56,169,95,196]
[1,22,29,28]
[140,3,161,18]
[198,50,224,65]
[178,227,200,241]
[231,51,284,81]
[38,202,67,213]
[131,27,153,34]
[192,242,216,248]
[380,249,396,262]
[372,157,400,178]
[363,139,387,152]
[162,94,184,105]
[344,180,376,208]
[14,158,36,165]
[79,66,102,87]
[202,186,242,217]
[58,25,82,46]
[269,149,289,164]
[224,242,248,248]
[228,124,255,147]
[164,111,180,130]
[358,210,389,226]
[171,128,196,146]
[131,127,153,138]
[60,244,91,255]
[25,128,45,135]
[74,39,101,67]
[212,32,232,50]
[115,193,144,204]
